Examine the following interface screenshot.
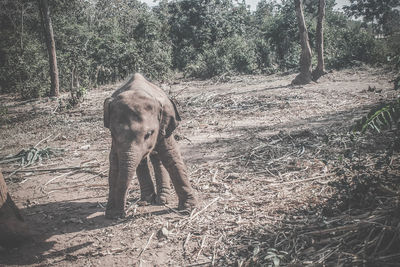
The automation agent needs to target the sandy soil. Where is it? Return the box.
[0,67,398,266]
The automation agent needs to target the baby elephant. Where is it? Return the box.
[103,73,197,219]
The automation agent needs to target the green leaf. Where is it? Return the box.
[355,98,400,134]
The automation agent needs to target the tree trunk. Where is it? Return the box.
[292,0,313,85]
[312,0,327,81]
[38,0,59,97]
[0,170,30,248]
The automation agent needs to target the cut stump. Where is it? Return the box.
[0,170,30,248]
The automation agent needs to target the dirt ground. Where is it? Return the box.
[0,67,399,266]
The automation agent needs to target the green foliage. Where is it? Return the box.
[0,1,48,99]
[0,0,172,98]
[243,246,288,267]
[19,147,61,167]
[322,8,393,69]
[386,32,400,69]
[167,0,254,76]
[185,35,257,78]
[0,0,399,99]
[344,0,400,34]
[257,1,300,71]
[254,38,274,73]
[66,86,87,109]
[354,98,400,133]
[3,39,49,99]
[263,248,287,266]
[0,147,64,167]
[326,26,386,69]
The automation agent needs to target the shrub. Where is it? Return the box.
[184,35,257,78]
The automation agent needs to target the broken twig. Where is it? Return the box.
[179,197,220,227]
[2,164,100,174]
[138,232,155,258]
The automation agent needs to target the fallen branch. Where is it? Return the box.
[179,197,221,227]
[303,223,366,236]
[138,232,155,258]
[0,157,21,164]
[46,183,107,191]
[34,134,53,148]
[212,234,223,266]
[375,253,400,261]
[196,235,207,260]
[1,147,64,170]
[186,261,212,267]
[2,164,100,174]
[45,170,77,186]
[164,204,188,215]
[183,232,192,251]
[267,173,335,187]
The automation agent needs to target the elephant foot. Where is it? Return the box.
[178,195,197,214]
[105,208,126,219]
[138,193,156,206]
[156,188,171,205]
[105,200,126,219]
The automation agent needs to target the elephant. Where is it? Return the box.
[103,73,197,219]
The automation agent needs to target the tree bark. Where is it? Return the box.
[312,0,327,81]
[38,0,59,97]
[292,0,313,85]
[0,170,30,248]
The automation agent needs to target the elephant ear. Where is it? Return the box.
[160,98,181,138]
[103,97,113,129]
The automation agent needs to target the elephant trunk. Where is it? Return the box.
[106,147,140,219]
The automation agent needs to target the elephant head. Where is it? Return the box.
[103,74,181,218]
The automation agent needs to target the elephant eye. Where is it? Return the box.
[144,130,155,140]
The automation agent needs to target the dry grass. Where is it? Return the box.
[0,67,399,266]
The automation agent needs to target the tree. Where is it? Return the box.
[312,0,327,81]
[0,171,31,248]
[344,0,400,34]
[166,0,255,77]
[292,0,312,85]
[38,0,59,97]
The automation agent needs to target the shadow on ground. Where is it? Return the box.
[0,199,175,265]
[214,123,400,266]
[186,102,381,168]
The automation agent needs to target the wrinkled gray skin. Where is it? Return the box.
[103,73,197,219]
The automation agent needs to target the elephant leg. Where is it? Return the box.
[136,157,156,203]
[106,141,125,218]
[150,153,171,205]
[156,136,197,211]
[106,141,119,217]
